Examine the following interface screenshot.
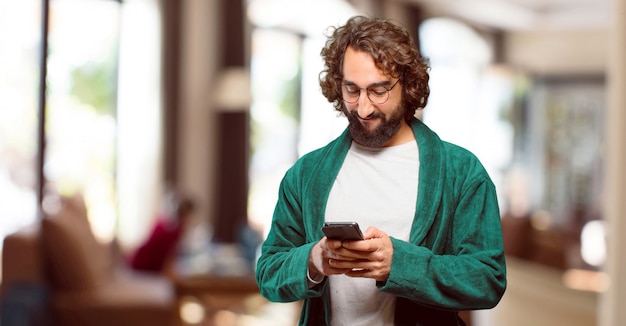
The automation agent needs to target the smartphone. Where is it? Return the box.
[322,222,364,240]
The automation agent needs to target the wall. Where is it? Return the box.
[504,29,607,76]
[177,0,220,225]
[601,0,626,323]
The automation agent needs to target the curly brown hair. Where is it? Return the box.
[319,15,430,121]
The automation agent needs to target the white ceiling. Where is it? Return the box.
[411,0,612,31]
[247,0,613,36]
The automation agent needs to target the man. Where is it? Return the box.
[255,15,506,325]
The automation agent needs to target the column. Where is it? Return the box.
[212,0,251,243]
[600,0,626,324]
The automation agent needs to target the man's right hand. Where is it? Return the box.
[309,237,359,280]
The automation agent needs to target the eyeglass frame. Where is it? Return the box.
[341,78,401,105]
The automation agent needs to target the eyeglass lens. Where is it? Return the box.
[341,79,398,104]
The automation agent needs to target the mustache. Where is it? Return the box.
[348,110,385,120]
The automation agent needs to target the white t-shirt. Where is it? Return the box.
[325,140,419,325]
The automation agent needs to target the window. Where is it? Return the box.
[420,17,515,211]
[44,0,121,241]
[0,0,162,253]
[0,0,41,245]
[246,0,356,237]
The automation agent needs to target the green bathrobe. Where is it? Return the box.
[255,117,507,325]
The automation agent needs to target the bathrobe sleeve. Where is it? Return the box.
[378,141,507,310]
[255,133,351,304]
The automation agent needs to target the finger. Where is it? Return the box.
[344,268,382,280]
[325,238,344,249]
[340,238,381,253]
[325,258,354,274]
[362,225,385,239]
[344,261,391,282]
[329,252,362,262]
[328,257,368,269]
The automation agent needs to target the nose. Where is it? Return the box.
[356,90,375,119]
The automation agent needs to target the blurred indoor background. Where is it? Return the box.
[1,0,624,325]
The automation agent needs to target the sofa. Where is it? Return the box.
[1,195,178,326]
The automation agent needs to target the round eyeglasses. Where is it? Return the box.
[341,79,400,105]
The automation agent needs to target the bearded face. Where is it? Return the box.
[343,103,405,148]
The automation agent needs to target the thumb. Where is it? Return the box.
[363,226,385,239]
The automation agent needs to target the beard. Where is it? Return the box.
[344,104,405,148]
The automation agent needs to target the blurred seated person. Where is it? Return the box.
[127,191,196,276]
